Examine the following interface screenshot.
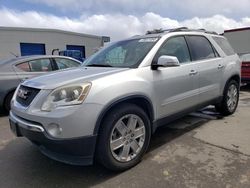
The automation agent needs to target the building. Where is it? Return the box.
[224,27,250,55]
[0,26,110,60]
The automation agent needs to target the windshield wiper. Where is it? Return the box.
[86,63,113,67]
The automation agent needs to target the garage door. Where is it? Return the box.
[20,43,46,56]
[66,45,85,58]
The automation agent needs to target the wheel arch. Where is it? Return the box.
[93,95,155,135]
[223,74,240,93]
[216,74,240,115]
[218,74,240,104]
[229,74,240,84]
[3,88,16,105]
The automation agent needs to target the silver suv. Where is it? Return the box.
[9,28,241,171]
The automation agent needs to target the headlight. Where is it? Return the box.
[41,83,91,111]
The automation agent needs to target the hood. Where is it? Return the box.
[23,67,128,89]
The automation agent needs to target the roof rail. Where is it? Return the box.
[146,27,188,34]
[168,27,189,32]
[146,29,164,34]
[204,31,218,35]
[146,27,218,35]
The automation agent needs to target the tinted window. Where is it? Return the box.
[212,37,235,56]
[54,58,80,69]
[16,62,30,72]
[29,59,52,72]
[155,36,191,63]
[186,36,216,61]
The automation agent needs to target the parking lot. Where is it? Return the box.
[0,86,249,188]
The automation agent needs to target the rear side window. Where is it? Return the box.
[16,62,31,72]
[212,37,235,56]
[54,58,80,69]
[29,58,52,72]
[185,36,216,61]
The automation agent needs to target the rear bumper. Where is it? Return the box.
[9,111,97,165]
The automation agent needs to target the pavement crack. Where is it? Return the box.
[193,136,250,158]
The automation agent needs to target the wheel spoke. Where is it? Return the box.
[227,99,232,108]
[120,144,130,160]
[130,140,140,152]
[115,121,128,136]
[111,137,124,150]
[127,116,138,131]
[134,126,145,139]
[232,96,237,103]
[233,89,237,97]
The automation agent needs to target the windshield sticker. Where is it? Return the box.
[139,38,158,42]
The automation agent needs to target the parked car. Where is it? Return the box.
[239,53,250,84]
[0,55,81,111]
[9,28,241,171]
[59,50,85,62]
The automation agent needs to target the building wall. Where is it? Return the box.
[224,29,250,54]
[0,27,103,59]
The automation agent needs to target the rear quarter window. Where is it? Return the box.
[16,62,30,72]
[212,37,235,56]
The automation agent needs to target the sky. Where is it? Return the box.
[0,0,250,41]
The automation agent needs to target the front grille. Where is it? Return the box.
[16,85,40,107]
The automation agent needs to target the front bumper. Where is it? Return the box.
[9,111,97,165]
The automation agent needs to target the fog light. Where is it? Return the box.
[47,123,62,137]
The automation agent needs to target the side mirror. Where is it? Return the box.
[152,55,180,70]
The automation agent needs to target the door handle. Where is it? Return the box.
[189,70,198,76]
[218,64,224,69]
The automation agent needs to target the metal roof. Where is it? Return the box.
[0,26,103,39]
[224,27,250,33]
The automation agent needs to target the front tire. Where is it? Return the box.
[4,91,14,112]
[215,80,239,116]
[96,103,151,171]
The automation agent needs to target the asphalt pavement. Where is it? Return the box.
[0,86,250,188]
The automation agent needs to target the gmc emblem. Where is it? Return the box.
[17,88,29,100]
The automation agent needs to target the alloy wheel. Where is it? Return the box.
[110,114,146,162]
[226,84,238,112]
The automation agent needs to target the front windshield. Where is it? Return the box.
[83,37,159,68]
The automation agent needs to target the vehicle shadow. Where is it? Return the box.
[0,108,7,117]
[240,84,250,91]
[0,107,220,188]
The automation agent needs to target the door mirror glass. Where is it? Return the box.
[156,55,180,67]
